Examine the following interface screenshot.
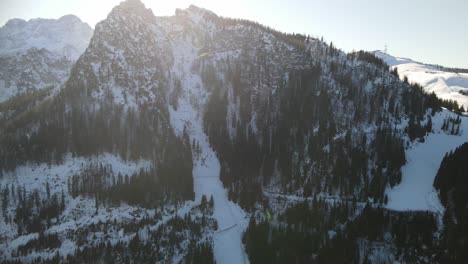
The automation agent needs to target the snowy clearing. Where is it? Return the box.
[386,110,468,214]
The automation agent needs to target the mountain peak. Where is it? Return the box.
[108,0,154,21]
[93,0,159,49]
[4,18,26,27]
[175,4,218,22]
[58,14,82,23]
[187,5,217,15]
[119,0,146,9]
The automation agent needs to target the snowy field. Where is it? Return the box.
[374,50,468,110]
[386,110,468,215]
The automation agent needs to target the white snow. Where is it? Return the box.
[386,110,468,214]
[374,51,468,110]
[9,233,39,249]
[59,239,76,258]
[0,80,15,103]
[168,34,249,264]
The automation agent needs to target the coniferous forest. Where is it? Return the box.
[0,0,467,263]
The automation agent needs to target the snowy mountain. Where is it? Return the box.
[0,15,93,102]
[374,50,468,110]
[0,15,92,59]
[0,1,467,263]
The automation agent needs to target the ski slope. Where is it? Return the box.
[386,110,468,214]
[169,39,249,264]
[374,50,468,110]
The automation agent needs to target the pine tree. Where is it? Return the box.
[95,196,99,214]
[209,195,214,209]
[46,181,50,200]
[442,119,447,130]
[201,195,207,210]
[426,116,432,133]
[61,190,65,210]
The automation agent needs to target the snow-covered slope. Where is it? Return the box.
[72,2,251,262]
[1,2,246,262]
[168,34,249,264]
[0,153,150,257]
[0,153,214,262]
[376,50,468,216]
[386,109,468,215]
[374,50,468,110]
[0,15,93,102]
[0,48,71,101]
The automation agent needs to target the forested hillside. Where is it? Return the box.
[0,0,467,263]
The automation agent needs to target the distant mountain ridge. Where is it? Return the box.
[374,50,468,110]
[0,15,93,102]
[0,15,92,59]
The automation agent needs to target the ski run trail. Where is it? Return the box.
[386,110,468,218]
[169,39,250,264]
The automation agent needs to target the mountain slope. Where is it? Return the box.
[0,15,93,102]
[374,50,468,110]
[373,50,468,216]
[165,16,249,262]
[0,2,200,262]
[0,1,467,263]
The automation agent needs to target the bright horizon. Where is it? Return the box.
[1,0,467,68]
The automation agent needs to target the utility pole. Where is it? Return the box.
[384,44,388,54]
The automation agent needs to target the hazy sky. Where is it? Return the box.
[1,0,467,68]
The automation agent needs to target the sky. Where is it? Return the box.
[1,0,467,68]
